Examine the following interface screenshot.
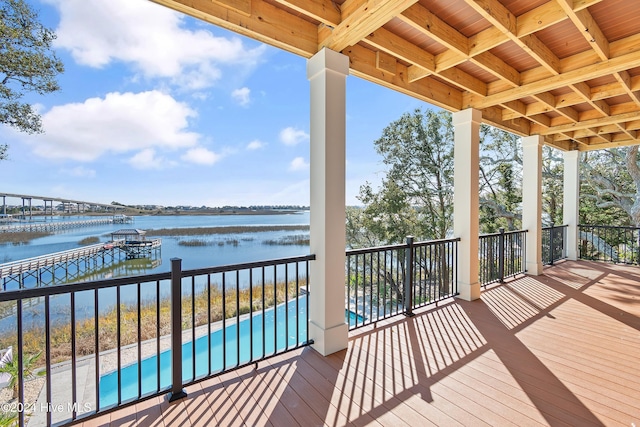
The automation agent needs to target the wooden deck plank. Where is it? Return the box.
[72,261,640,427]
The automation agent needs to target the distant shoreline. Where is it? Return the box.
[14,209,308,217]
[147,225,309,236]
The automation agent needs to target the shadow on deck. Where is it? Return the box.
[78,260,640,427]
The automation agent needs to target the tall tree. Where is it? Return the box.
[478,125,522,232]
[348,108,454,247]
[0,0,63,138]
[542,146,564,225]
[580,146,637,225]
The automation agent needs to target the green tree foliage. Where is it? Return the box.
[347,108,454,247]
[0,349,44,399]
[347,109,529,248]
[478,125,522,232]
[580,147,637,226]
[0,0,63,136]
[542,146,564,225]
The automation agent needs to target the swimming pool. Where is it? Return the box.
[99,298,362,406]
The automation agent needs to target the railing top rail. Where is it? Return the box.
[0,271,172,302]
[181,254,316,278]
[346,237,460,256]
[579,224,640,230]
[542,224,568,230]
[479,229,528,238]
[0,254,317,301]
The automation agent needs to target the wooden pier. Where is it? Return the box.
[0,215,132,233]
[0,235,161,289]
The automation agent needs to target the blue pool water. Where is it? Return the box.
[99,298,363,406]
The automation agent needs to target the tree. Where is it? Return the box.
[580,147,637,225]
[0,0,64,136]
[478,125,522,232]
[348,108,454,247]
[0,349,44,399]
[542,146,564,225]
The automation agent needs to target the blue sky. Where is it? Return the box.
[0,0,430,207]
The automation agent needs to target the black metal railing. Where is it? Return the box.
[0,254,314,427]
[479,229,527,286]
[542,223,568,265]
[578,224,640,264]
[345,237,459,330]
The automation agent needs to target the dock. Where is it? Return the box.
[0,235,161,290]
[0,215,133,233]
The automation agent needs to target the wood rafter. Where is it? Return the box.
[319,0,418,52]
[152,0,640,151]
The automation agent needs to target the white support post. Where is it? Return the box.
[307,48,349,356]
[563,150,580,260]
[522,135,544,275]
[453,108,481,301]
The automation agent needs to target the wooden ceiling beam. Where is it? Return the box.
[557,0,609,60]
[465,48,640,108]
[365,28,435,73]
[538,110,640,135]
[364,28,486,94]
[271,0,341,27]
[319,0,418,51]
[463,0,516,35]
[343,44,462,111]
[471,52,521,86]
[614,70,640,108]
[398,4,469,54]
[151,0,318,57]
[465,0,562,75]
[517,1,566,36]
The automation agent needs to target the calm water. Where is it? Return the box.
[0,213,311,330]
[0,212,310,272]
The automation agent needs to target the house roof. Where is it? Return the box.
[111,229,146,236]
[151,0,640,151]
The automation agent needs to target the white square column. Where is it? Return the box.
[453,108,481,301]
[522,135,544,275]
[306,48,349,356]
[563,150,580,260]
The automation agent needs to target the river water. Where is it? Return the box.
[0,212,311,273]
[0,213,312,330]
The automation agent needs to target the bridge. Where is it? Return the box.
[0,192,126,218]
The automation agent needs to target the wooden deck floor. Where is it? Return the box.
[78,260,640,427]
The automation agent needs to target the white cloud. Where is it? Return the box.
[45,0,266,90]
[232,87,251,106]
[279,127,309,146]
[128,149,172,170]
[22,91,200,161]
[61,166,96,178]
[181,147,222,165]
[246,140,266,150]
[289,157,309,171]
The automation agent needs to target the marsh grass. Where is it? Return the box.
[147,225,309,236]
[0,231,51,245]
[178,239,211,247]
[78,236,100,245]
[263,235,310,246]
[0,279,306,366]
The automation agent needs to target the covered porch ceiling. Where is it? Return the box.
[150,0,640,152]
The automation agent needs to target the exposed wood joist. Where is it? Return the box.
[151,0,318,57]
[319,0,418,51]
[152,0,640,152]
